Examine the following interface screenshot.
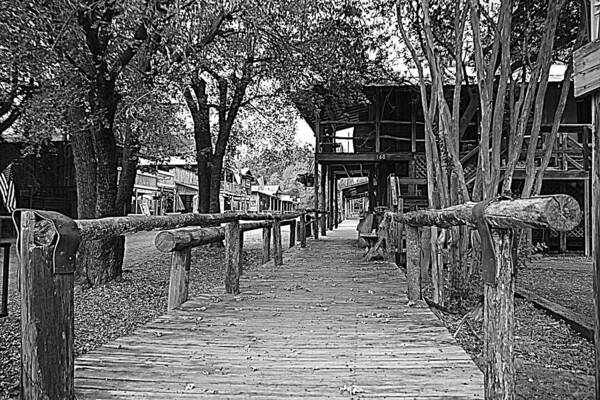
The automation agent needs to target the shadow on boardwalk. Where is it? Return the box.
[74,220,483,399]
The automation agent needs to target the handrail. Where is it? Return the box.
[380,194,581,400]
[75,211,304,241]
[13,208,317,400]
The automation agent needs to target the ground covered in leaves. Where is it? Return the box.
[429,253,595,400]
[518,255,593,326]
[0,230,286,400]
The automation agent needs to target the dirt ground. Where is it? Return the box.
[435,252,596,400]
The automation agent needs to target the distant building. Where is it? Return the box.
[250,185,297,212]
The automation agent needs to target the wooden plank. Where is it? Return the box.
[574,39,600,98]
[74,220,483,399]
[515,287,593,341]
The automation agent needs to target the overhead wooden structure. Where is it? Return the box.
[310,85,592,252]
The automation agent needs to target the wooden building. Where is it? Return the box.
[249,185,297,213]
[312,84,591,253]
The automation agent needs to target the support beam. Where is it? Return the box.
[593,91,600,397]
[314,112,320,240]
[368,168,375,212]
[320,164,327,236]
[334,178,339,228]
[585,177,591,256]
[328,168,334,230]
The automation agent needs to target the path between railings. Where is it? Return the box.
[74,219,483,399]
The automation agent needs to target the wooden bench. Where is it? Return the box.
[360,232,386,261]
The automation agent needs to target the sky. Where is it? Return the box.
[295,117,315,147]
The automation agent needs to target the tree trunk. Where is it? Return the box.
[209,155,223,213]
[188,77,213,213]
[70,85,124,286]
[115,125,140,216]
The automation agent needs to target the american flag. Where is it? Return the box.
[0,163,16,213]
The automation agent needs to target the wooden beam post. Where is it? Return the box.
[585,177,591,256]
[20,211,75,400]
[406,225,421,301]
[320,165,327,236]
[273,218,283,265]
[592,91,600,397]
[368,168,376,212]
[314,111,321,240]
[334,177,339,228]
[0,243,9,317]
[167,248,191,311]
[289,220,297,248]
[312,213,319,239]
[262,225,271,264]
[484,229,516,400]
[225,220,242,294]
[299,214,307,248]
[327,168,334,230]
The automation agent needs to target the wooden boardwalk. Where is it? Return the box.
[74,220,483,399]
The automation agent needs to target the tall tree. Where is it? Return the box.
[10,1,224,285]
[173,0,375,213]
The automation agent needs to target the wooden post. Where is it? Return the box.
[585,178,591,257]
[327,168,334,230]
[20,211,75,400]
[334,177,339,228]
[0,243,9,317]
[313,212,319,239]
[406,225,421,301]
[167,248,191,311]
[420,227,431,282]
[273,218,283,265]
[593,91,600,397]
[385,218,396,263]
[368,168,376,212]
[299,214,307,248]
[484,229,516,400]
[559,231,567,253]
[320,165,327,236]
[314,112,321,240]
[224,220,241,294]
[262,225,271,264]
[289,220,297,247]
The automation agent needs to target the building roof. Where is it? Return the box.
[251,185,280,196]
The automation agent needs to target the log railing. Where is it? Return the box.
[382,194,581,400]
[14,209,315,400]
[155,217,302,310]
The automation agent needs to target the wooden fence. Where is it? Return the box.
[14,209,319,400]
[381,194,582,400]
